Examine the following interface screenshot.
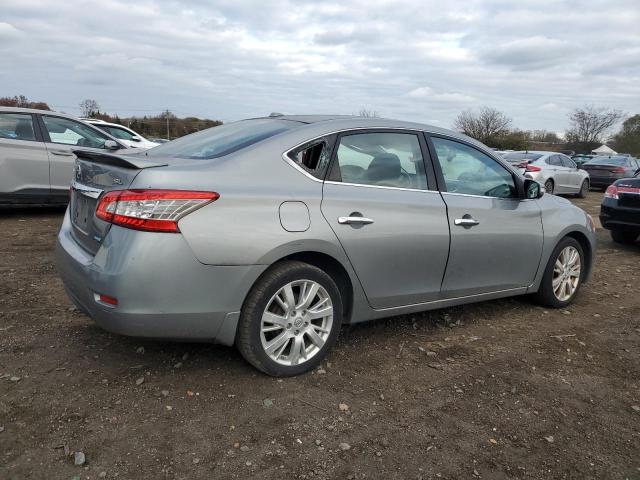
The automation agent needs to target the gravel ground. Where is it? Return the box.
[1,191,639,480]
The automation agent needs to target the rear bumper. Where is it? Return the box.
[55,210,266,345]
[589,175,622,187]
[600,203,640,231]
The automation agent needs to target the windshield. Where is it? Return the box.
[585,157,628,166]
[502,152,543,163]
[145,119,300,159]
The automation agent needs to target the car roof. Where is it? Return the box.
[0,106,82,119]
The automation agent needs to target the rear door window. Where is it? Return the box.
[547,155,563,167]
[0,113,37,141]
[328,132,428,190]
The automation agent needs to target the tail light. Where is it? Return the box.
[611,167,625,173]
[96,189,219,233]
[525,165,542,172]
[604,185,618,199]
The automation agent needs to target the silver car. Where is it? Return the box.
[502,151,590,197]
[56,115,596,376]
[0,107,128,205]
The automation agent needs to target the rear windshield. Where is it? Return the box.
[584,157,628,166]
[146,119,299,159]
[502,152,543,163]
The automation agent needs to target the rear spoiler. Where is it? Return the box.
[72,150,168,169]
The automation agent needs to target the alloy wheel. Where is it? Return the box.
[552,246,581,301]
[260,280,334,366]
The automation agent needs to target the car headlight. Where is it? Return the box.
[586,213,596,232]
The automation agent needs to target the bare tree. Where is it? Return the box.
[565,105,624,144]
[453,107,512,144]
[79,99,100,118]
[356,108,379,118]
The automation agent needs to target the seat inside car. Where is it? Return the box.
[15,119,35,140]
[366,153,403,186]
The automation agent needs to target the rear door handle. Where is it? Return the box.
[50,150,74,156]
[454,217,480,227]
[338,216,374,225]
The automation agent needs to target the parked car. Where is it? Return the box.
[82,119,160,149]
[600,170,640,244]
[571,154,596,168]
[581,156,640,189]
[56,115,596,376]
[0,107,128,205]
[502,151,590,197]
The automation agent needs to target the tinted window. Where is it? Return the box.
[432,137,516,198]
[561,156,576,168]
[98,125,136,141]
[0,113,36,141]
[146,119,299,160]
[585,156,628,166]
[502,152,543,163]
[547,155,563,166]
[287,137,333,179]
[331,132,427,189]
[42,116,111,148]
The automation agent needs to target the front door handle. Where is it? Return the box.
[50,150,74,156]
[454,217,480,227]
[338,216,374,225]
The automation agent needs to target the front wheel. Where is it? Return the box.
[236,261,343,376]
[611,230,639,244]
[532,237,584,308]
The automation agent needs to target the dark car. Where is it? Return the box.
[571,154,595,168]
[582,156,640,189]
[600,171,640,244]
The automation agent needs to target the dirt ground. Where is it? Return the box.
[1,191,639,480]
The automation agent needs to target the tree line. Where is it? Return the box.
[453,105,637,155]
[0,96,222,140]
[2,95,638,153]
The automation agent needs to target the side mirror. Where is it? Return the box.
[104,139,120,150]
[130,136,142,142]
[524,179,543,199]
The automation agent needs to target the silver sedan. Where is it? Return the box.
[56,115,596,376]
[502,151,590,197]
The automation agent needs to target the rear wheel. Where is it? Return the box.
[611,230,639,244]
[236,261,342,376]
[577,179,589,198]
[544,179,554,195]
[532,237,584,308]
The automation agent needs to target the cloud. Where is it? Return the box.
[0,0,638,132]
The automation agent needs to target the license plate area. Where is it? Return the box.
[71,192,93,234]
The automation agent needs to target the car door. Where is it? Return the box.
[560,155,580,191]
[427,135,543,298]
[38,115,124,198]
[321,130,450,309]
[547,155,568,192]
[0,112,50,200]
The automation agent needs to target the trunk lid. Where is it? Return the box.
[69,150,168,255]
[616,178,640,208]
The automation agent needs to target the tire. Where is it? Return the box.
[577,179,589,198]
[532,237,584,308]
[236,261,343,376]
[544,179,554,195]
[611,230,639,244]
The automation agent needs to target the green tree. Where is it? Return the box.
[612,114,640,156]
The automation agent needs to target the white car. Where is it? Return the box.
[82,119,159,149]
[502,151,591,197]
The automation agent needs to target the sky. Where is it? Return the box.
[1,0,639,133]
